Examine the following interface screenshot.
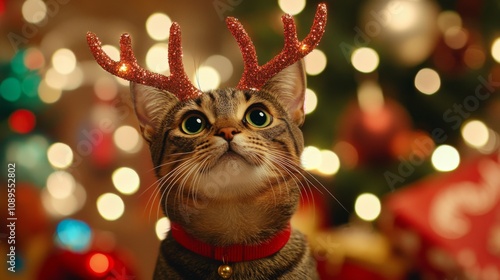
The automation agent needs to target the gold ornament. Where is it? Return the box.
[218,264,233,279]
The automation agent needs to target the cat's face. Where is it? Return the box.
[131,61,306,203]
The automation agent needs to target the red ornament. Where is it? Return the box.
[337,99,412,165]
[8,109,36,134]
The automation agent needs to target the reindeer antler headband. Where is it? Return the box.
[86,3,327,101]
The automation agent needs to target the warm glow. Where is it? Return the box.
[491,38,500,63]
[278,0,306,15]
[45,68,67,90]
[146,44,169,73]
[24,48,46,70]
[97,193,125,221]
[94,77,118,101]
[354,193,381,222]
[112,167,140,195]
[204,55,233,82]
[304,49,327,76]
[444,27,468,50]
[38,80,62,104]
[47,142,73,169]
[194,66,221,91]
[464,46,486,70]
[301,146,322,170]
[357,80,384,113]
[414,68,441,95]
[431,145,460,172]
[101,45,120,61]
[52,48,77,75]
[461,120,489,148]
[155,217,171,240]
[304,88,318,115]
[383,0,419,32]
[317,150,340,175]
[437,11,462,33]
[22,0,47,24]
[113,125,142,153]
[46,171,75,199]
[146,13,172,41]
[351,48,379,73]
[88,253,110,274]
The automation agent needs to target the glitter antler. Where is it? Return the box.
[86,24,202,101]
[226,3,327,91]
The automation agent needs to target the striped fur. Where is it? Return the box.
[129,61,318,279]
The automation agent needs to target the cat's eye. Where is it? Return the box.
[245,107,272,128]
[181,113,206,135]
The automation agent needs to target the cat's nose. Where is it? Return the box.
[216,127,240,141]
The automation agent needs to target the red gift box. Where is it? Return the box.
[381,152,500,280]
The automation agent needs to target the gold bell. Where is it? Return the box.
[218,264,233,279]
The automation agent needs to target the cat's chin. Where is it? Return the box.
[196,154,268,199]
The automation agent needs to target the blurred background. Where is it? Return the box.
[1,0,500,279]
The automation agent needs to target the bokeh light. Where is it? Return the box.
[351,48,379,73]
[304,88,318,115]
[431,145,460,172]
[112,167,140,195]
[491,38,500,63]
[194,66,220,91]
[42,182,86,217]
[357,80,384,113]
[464,46,485,70]
[301,146,322,170]
[52,48,77,75]
[317,150,340,175]
[354,193,381,222]
[304,49,327,76]
[22,0,47,24]
[278,0,306,15]
[55,219,92,252]
[444,27,468,50]
[8,109,36,134]
[113,125,142,153]
[146,43,169,73]
[24,47,46,70]
[46,171,75,199]
[414,68,441,95]
[97,193,125,221]
[101,45,120,61]
[155,217,171,240]
[88,253,110,274]
[94,76,118,101]
[38,80,62,104]
[204,55,233,82]
[0,77,22,102]
[461,120,489,148]
[47,142,74,169]
[437,10,462,33]
[146,13,172,41]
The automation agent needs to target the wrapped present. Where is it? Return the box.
[380,152,500,280]
[310,224,409,280]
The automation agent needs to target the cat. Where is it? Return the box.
[86,3,327,279]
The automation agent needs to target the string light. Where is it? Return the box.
[304,49,327,76]
[301,146,322,170]
[8,109,36,134]
[97,193,125,221]
[351,48,379,73]
[461,120,489,148]
[491,38,500,63]
[317,150,340,175]
[146,13,172,41]
[278,0,306,15]
[47,142,74,169]
[354,193,381,222]
[155,217,171,240]
[113,125,142,153]
[431,145,460,172]
[146,43,169,73]
[304,88,318,115]
[414,68,441,95]
[55,219,92,252]
[204,55,233,83]
[22,0,47,24]
[112,167,140,195]
[52,48,77,75]
[88,253,110,275]
[194,66,221,91]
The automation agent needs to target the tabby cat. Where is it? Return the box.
[87,3,327,279]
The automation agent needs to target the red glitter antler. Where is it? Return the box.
[86,23,202,101]
[226,3,327,91]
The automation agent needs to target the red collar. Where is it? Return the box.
[170,222,291,262]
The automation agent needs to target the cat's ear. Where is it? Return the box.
[130,83,179,142]
[261,59,306,126]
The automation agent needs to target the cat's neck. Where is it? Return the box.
[167,185,299,246]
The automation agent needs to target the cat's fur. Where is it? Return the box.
[130,60,319,279]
